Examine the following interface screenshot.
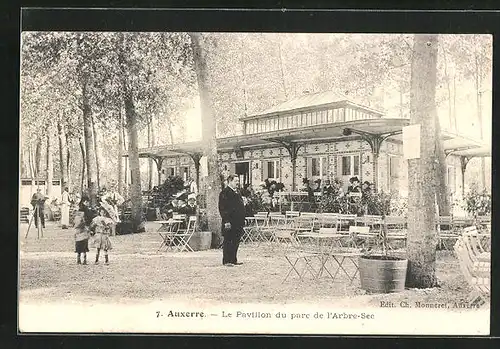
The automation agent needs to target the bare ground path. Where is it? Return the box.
[19,222,480,310]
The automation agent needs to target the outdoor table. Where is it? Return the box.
[157,219,183,252]
[322,251,363,285]
[295,232,345,278]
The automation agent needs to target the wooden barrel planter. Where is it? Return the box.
[358,255,408,293]
[188,231,212,251]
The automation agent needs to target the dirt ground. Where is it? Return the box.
[18,222,486,309]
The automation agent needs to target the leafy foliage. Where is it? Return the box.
[463,185,491,217]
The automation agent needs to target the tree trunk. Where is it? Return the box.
[117,108,124,195]
[122,121,129,189]
[440,45,453,130]
[46,132,53,197]
[79,137,86,194]
[167,116,174,144]
[189,33,222,248]
[35,137,42,178]
[119,32,143,230]
[148,115,153,190]
[453,74,458,130]
[124,93,143,229]
[435,118,451,216]
[28,143,35,179]
[66,138,71,192]
[57,120,68,189]
[474,49,486,189]
[277,36,288,100]
[20,148,26,178]
[82,81,98,206]
[91,113,101,189]
[406,34,439,288]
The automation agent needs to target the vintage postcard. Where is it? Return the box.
[18,30,491,335]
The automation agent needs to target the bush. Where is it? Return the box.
[463,186,491,217]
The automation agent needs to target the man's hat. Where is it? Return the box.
[188,193,196,201]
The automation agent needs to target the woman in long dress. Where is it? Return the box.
[60,187,70,229]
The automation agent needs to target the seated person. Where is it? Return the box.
[347,176,361,194]
[178,194,197,216]
[323,179,335,195]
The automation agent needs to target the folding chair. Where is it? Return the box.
[172,216,197,252]
[272,217,301,254]
[337,214,357,232]
[348,225,380,250]
[437,216,458,250]
[156,219,181,252]
[454,233,490,307]
[250,212,270,244]
[242,217,258,244]
[384,216,407,250]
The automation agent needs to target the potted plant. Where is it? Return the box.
[187,210,212,251]
[358,191,408,293]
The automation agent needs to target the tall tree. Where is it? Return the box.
[57,118,69,188]
[406,34,440,288]
[189,33,222,247]
[45,131,53,197]
[91,113,101,189]
[117,109,124,195]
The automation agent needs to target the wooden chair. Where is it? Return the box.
[172,216,197,252]
[454,231,490,307]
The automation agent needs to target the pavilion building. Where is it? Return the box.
[132,90,490,204]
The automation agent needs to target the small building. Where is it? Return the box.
[19,177,62,208]
[133,90,490,207]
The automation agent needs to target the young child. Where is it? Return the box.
[90,206,114,265]
[74,214,90,265]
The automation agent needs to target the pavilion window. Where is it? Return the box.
[332,109,342,122]
[293,114,300,127]
[264,160,280,181]
[301,113,307,126]
[306,156,327,179]
[287,115,293,128]
[345,108,352,121]
[311,112,317,125]
[321,110,327,124]
[21,180,32,185]
[164,167,175,177]
[52,180,60,186]
[274,117,279,130]
[181,166,189,182]
[341,155,360,176]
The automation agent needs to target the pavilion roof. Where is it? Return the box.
[240,90,385,121]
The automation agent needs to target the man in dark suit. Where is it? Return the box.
[218,174,246,267]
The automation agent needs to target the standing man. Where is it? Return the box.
[218,174,245,267]
[30,188,48,229]
[60,187,71,229]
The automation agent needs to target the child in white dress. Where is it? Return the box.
[90,207,114,265]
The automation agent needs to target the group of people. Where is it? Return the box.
[73,186,125,265]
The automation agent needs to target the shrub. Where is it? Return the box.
[463,186,491,217]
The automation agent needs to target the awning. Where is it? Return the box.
[126,141,205,158]
[218,118,409,150]
[441,130,490,156]
[129,118,490,159]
